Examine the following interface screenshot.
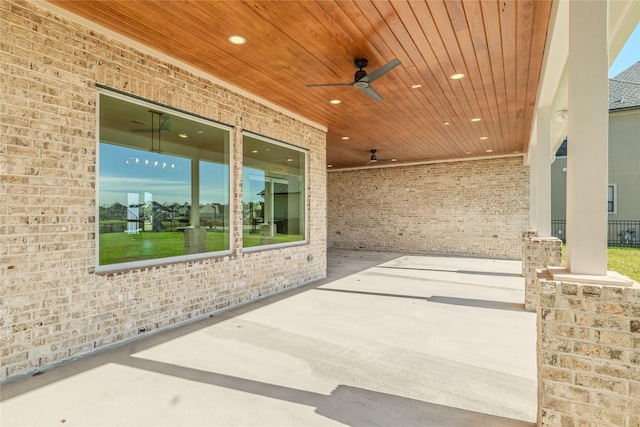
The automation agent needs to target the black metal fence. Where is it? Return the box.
[551,220,567,243]
[551,220,640,247]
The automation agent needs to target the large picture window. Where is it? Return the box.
[242,134,306,249]
[98,92,231,269]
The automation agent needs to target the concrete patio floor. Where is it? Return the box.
[1,249,537,427]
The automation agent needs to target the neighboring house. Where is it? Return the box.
[551,61,640,243]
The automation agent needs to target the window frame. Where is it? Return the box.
[241,131,309,253]
[96,89,233,273]
[608,183,617,214]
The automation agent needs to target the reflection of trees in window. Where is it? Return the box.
[98,92,231,268]
[242,133,306,248]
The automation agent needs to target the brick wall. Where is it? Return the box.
[523,234,563,311]
[537,277,640,426]
[1,0,326,380]
[327,157,530,258]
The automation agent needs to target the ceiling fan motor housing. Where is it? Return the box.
[354,58,368,69]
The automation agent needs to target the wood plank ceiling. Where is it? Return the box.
[49,0,552,169]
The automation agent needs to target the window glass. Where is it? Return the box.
[608,184,616,213]
[242,134,306,248]
[98,93,230,268]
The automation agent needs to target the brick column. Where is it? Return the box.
[536,274,640,426]
[522,231,562,311]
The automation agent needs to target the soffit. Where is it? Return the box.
[46,0,553,169]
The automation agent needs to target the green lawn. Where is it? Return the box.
[99,229,304,265]
[99,230,229,265]
[606,247,640,282]
[242,232,304,248]
[562,245,640,282]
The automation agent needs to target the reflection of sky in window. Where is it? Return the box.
[100,144,229,206]
[200,160,229,205]
[242,167,266,203]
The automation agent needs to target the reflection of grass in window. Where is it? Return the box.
[99,230,229,265]
[242,233,304,248]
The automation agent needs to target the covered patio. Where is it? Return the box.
[1,249,536,427]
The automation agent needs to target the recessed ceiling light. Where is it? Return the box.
[411,84,422,89]
[444,122,450,126]
[327,164,333,168]
[287,158,293,162]
[450,73,465,80]
[341,136,350,140]
[330,99,341,104]
[480,136,488,140]
[485,149,493,153]
[228,35,246,45]
[513,150,520,154]
[466,151,472,155]
[252,150,258,153]
[391,158,397,162]
[179,133,188,138]
[471,118,481,122]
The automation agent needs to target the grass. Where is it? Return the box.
[242,232,304,248]
[99,230,230,265]
[606,247,640,282]
[561,245,640,282]
[99,228,303,265]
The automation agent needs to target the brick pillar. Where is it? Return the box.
[522,232,562,311]
[522,229,538,276]
[536,274,640,427]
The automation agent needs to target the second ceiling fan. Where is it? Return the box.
[306,58,401,102]
[367,149,396,165]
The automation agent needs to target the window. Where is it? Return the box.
[608,183,617,214]
[242,133,306,249]
[98,92,231,269]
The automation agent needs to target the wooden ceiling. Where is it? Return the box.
[49,0,552,169]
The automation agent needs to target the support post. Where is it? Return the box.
[565,0,609,275]
[529,142,539,231]
[535,107,552,237]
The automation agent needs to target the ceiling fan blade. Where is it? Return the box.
[131,115,171,132]
[361,59,401,83]
[306,82,354,87]
[359,85,383,102]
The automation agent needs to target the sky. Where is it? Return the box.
[99,143,230,207]
[609,22,640,78]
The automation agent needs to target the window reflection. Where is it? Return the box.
[242,134,306,248]
[98,93,230,267]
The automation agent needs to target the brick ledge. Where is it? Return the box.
[546,266,635,286]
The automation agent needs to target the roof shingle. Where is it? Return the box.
[609,61,640,111]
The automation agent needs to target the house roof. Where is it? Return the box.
[609,61,640,111]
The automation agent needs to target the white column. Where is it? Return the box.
[529,141,539,231]
[566,0,608,275]
[191,158,200,226]
[535,107,552,237]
